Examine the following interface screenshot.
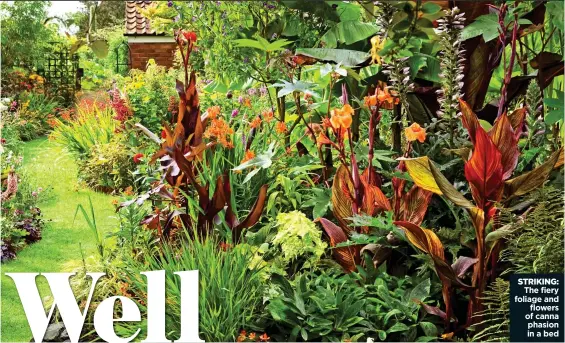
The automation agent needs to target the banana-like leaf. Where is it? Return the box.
[401,156,474,208]
[394,220,471,288]
[295,48,370,67]
[451,256,479,278]
[332,164,354,232]
[507,107,527,140]
[90,40,109,58]
[459,99,482,145]
[464,128,504,208]
[401,186,432,226]
[489,114,519,180]
[318,218,358,272]
[504,147,563,199]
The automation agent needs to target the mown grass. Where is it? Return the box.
[1,138,118,342]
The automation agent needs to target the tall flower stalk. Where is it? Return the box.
[435,7,466,146]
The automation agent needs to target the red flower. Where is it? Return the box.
[133,153,144,164]
[161,129,167,139]
[183,31,197,42]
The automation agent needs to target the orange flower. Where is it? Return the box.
[219,241,232,251]
[250,116,262,129]
[329,104,354,129]
[243,97,252,108]
[275,121,287,134]
[259,333,270,342]
[364,86,399,110]
[262,109,274,122]
[112,199,119,206]
[204,118,234,148]
[405,122,426,143]
[316,132,332,147]
[207,105,221,119]
[248,333,256,340]
[47,118,58,128]
[124,186,134,196]
[241,150,256,164]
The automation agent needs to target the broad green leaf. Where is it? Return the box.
[90,40,108,58]
[409,278,431,302]
[460,13,500,42]
[419,322,438,337]
[387,322,410,333]
[321,21,379,48]
[544,91,564,125]
[234,38,266,51]
[421,2,441,14]
[295,48,370,67]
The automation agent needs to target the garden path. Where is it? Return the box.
[1,138,118,342]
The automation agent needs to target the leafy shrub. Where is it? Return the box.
[51,104,117,158]
[117,232,265,342]
[248,211,327,277]
[77,137,136,193]
[1,170,46,262]
[122,60,177,131]
[266,268,440,342]
[3,92,61,141]
[109,202,155,259]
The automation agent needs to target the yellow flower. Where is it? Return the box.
[370,36,385,65]
[405,123,427,143]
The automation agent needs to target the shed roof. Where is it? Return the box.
[125,1,157,36]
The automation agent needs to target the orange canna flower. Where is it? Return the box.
[250,116,262,129]
[316,132,332,147]
[405,122,427,143]
[204,118,234,148]
[207,105,221,119]
[364,86,399,110]
[364,94,378,107]
[241,150,256,164]
[262,109,274,122]
[329,104,354,129]
[275,121,287,134]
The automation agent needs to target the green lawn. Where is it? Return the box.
[1,138,118,342]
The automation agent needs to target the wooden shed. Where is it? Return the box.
[125,1,176,70]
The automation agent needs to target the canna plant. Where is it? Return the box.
[395,99,564,329]
[122,29,267,243]
[317,85,432,272]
